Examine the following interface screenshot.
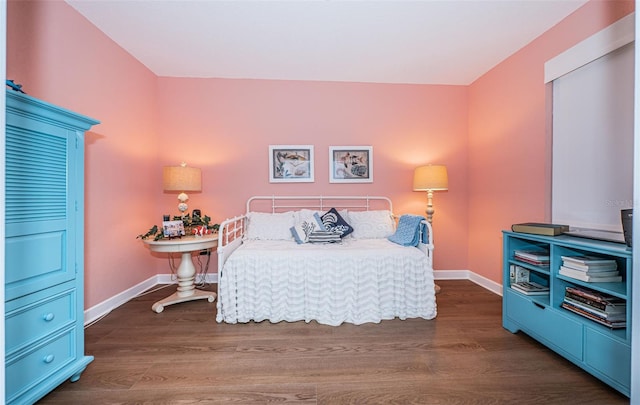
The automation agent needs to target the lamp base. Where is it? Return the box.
[177,192,189,216]
[425,189,435,224]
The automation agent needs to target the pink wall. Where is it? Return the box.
[154,78,469,271]
[6,1,468,309]
[5,0,634,309]
[7,0,161,307]
[467,0,634,284]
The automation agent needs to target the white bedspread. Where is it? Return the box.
[216,238,437,326]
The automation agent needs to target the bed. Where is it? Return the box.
[216,196,437,326]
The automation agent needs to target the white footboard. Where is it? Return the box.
[217,214,246,275]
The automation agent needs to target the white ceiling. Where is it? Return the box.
[66,0,588,85]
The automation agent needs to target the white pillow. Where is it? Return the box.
[245,211,295,240]
[294,209,320,222]
[291,212,326,244]
[348,210,395,239]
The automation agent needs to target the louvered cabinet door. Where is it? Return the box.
[5,111,79,301]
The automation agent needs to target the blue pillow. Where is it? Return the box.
[321,208,353,238]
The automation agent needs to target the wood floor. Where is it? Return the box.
[39,280,629,404]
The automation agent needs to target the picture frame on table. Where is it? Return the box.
[269,145,315,183]
[162,220,185,238]
[329,146,373,183]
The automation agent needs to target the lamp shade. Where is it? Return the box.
[162,163,202,192]
[413,165,448,191]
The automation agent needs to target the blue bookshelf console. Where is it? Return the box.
[502,231,632,397]
[5,90,99,404]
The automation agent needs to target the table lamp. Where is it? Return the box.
[163,162,202,215]
[413,164,448,224]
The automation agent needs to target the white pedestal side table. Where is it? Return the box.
[142,234,218,313]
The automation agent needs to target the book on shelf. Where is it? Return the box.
[511,281,550,295]
[511,223,570,236]
[561,302,626,329]
[559,266,619,277]
[516,256,550,266]
[561,261,618,272]
[563,297,626,320]
[509,265,530,284]
[514,250,550,266]
[565,285,624,305]
[561,255,618,268]
[564,290,626,314]
[558,267,622,283]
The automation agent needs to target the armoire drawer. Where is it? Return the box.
[5,287,76,356]
[6,328,76,402]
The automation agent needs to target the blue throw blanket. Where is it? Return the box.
[388,214,427,247]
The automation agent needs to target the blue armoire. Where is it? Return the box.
[5,90,99,404]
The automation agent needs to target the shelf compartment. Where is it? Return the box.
[509,259,550,275]
[556,275,627,299]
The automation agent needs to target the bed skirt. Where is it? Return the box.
[216,239,437,326]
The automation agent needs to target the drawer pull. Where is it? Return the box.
[43,313,55,322]
[533,302,545,310]
[43,354,55,364]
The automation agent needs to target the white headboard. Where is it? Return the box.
[246,195,393,214]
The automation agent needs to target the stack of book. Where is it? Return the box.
[559,255,621,282]
[511,281,550,296]
[514,249,550,266]
[562,286,626,329]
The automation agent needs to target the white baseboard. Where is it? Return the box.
[84,276,158,325]
[435,270,503,296]
[84,273,220,326]
[467,272,503,296]
[434,269,469,280]
[85,271,497,325]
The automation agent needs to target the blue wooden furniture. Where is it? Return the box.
[502,231,632,397]
[5,90,99,404]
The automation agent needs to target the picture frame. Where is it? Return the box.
[162,220,185,238]
[269,145,315,183]
[329,146,373,183]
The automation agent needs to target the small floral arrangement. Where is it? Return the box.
[137,213,219,241]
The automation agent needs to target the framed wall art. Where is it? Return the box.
[329,146,373,183]
[269,145,315,183]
